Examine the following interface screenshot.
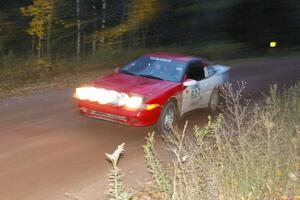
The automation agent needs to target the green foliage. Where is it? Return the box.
[20,0,54,38]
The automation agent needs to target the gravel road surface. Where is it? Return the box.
[0,57,299,200]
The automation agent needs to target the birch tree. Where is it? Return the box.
[76,0,81,57]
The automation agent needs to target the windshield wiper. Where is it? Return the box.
[139,74,163,80]
[120,70,136,76]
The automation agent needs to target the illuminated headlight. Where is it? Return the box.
[75,87,144,108]
[75,87,118,104]
[76,87,94,100]
[89,88,102,102]
[118,95,143,108]
[118,94,130,106]
[97,90,118,104]
[125,96,143,108]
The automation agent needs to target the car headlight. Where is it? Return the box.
[118,95,143,108]
[97,90,118,104]
[75,87,118,104]
[76,87,94,100]
[118,94,130,106]
[89,88,102,102]
[125,96,143,108]
[75,87,144,108]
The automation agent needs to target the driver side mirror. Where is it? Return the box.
[114,67,121,73]
[183,79,197,87]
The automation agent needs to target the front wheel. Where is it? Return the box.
[208,88,220,114]
[154,101,178,134]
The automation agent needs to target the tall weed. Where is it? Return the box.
[143,82,300,200]
[105,82,299,200]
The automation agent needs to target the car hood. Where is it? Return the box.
[91,72,178,97]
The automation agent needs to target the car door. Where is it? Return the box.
[181,61,210,114]
[198,69,215,107]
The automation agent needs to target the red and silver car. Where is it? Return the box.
[74,52,230,133]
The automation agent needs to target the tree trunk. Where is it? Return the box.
[92,34,96,53]
[101,0,106,44]
[83,32,86,55]
[120,0,127,49]
[38,37,42,58]
[32,35,35,56]
[76,0,81,57]
[92,4,97,53]
[47,0,54,59]
[141,24,148,48]
[47,16,52,58]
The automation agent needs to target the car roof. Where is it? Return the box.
[144,52,198,62]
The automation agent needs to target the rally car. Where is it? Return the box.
[74,52,230,133]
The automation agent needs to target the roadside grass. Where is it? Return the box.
[106,82,300,200]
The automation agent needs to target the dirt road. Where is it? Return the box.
[0,57,299,200]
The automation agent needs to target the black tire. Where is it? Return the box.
[208,88,220,114]
[154,101,178,134]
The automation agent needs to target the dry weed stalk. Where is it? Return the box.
[106,143,132,200]
[105,82,300,200]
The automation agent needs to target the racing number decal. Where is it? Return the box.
[191,83,201,100]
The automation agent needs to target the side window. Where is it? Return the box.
[204,66,209,77]
[206,66,216,77]
[186,61,205,81]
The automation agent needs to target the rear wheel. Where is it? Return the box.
[208,88,220,114]
[154,101,178,134]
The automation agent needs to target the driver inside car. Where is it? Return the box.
[148,63,167,78]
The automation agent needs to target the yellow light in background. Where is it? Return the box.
[270,41,277,48]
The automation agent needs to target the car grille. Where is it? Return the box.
[81,108,127,122]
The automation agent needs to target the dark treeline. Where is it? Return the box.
[0,0,299,60]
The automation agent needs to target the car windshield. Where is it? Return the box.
[120,56,187,83]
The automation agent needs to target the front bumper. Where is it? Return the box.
[77,100,161,127]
